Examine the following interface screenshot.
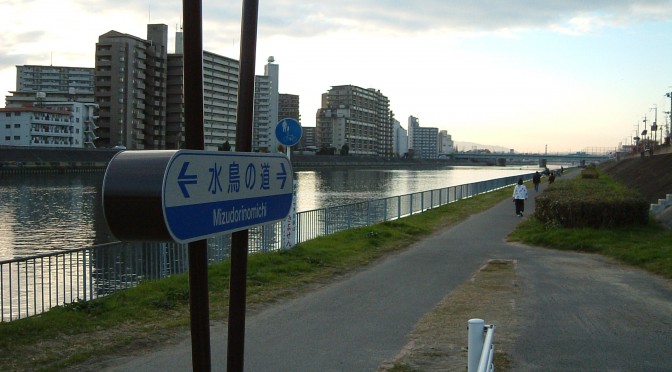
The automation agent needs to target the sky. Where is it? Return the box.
[2,1,672,153]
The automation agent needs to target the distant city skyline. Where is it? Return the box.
[2,1,672,153]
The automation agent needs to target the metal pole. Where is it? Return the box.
[668,92,672,143]
[468,318,485,372]
[228,0,259,371]
[183,0,211,370]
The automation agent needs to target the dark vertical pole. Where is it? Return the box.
[228,0,259,371]
[183,0,211,371]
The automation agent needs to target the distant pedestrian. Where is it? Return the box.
[532,171,541,192]
[548,172,556,185]
[512,177,528,217]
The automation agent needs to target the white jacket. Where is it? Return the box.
[513,184,528,200]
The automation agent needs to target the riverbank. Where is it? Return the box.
[1,162,670,371]
[0,146,116,173]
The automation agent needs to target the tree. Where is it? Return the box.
[219,140,231,151]
[340,143,350,156]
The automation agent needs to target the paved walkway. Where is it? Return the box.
[102,179,672,371]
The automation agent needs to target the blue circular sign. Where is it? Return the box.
[275,118,302,146]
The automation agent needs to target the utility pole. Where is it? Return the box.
[666,91,672,144]
[665,111,671,145]
[642,115,648,155]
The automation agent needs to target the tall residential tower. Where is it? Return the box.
[94,24,168,149]
[316,85,392,156]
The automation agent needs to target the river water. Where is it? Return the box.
[0,166,541,260]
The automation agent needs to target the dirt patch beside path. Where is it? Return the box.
[379,259,519,372]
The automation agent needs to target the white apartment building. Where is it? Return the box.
[253,74,272,152]
[393,119,408,157]
[252,57,279,152]
[439,130,454,155]
[1,102,98,148]
[6,65,95,107]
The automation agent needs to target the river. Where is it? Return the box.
[0,165,542,260]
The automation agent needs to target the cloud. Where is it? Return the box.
[251,0,672,37]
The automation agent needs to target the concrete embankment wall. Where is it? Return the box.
[289,154,472,170]
[0,147,476,173]
[0,147,119,173]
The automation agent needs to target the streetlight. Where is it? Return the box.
[650,105,658,151]
[633,122,640,152]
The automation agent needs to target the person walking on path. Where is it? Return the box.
[548,172,556,185]
[513,177,528,216]
[532,171,541,192]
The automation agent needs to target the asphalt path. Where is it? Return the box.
[103,178,672,371]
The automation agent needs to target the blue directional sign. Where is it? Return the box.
[275,118,302,146]
[163,151,293,243]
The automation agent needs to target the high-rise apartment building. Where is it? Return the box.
[94,24,168,149]
[299,126,317,150]
[393,119,408,157]
[278,93,301,149]
[279,93,300,122]
[439,130,454,155]
[6,65,95,107]
[167,31,239,150]
[252,57,279,152]
[408,115,439,159]
[253,74,272,152]
[166,53,184,149]
[316,85,392,156]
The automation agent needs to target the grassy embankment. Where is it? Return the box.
[1,171,670,370]
[508,171,672,279]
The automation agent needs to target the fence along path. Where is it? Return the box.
[0,173,530,322]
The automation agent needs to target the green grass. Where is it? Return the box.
[508,217,672,278]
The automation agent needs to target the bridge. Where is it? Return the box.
[449,151,613,165]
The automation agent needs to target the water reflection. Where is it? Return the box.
[294,166,537,211]
[0,173,114,259]
[0,166,537,260]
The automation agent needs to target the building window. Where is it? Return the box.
[13,136,20,140]
[14,124,20,128]
[4,136,9,141]
[5,113,10,117]
[4,124,9,129]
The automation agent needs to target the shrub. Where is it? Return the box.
[580,166,599,179]
[535,172,649,228]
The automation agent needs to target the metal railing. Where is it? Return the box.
[468,318,496,372]
[1,173,530,322]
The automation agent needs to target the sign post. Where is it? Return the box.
[275,118,302,249]
[228,1,260,370]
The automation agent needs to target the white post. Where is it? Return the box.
[281,147,297,248]
[468,318,485,372]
